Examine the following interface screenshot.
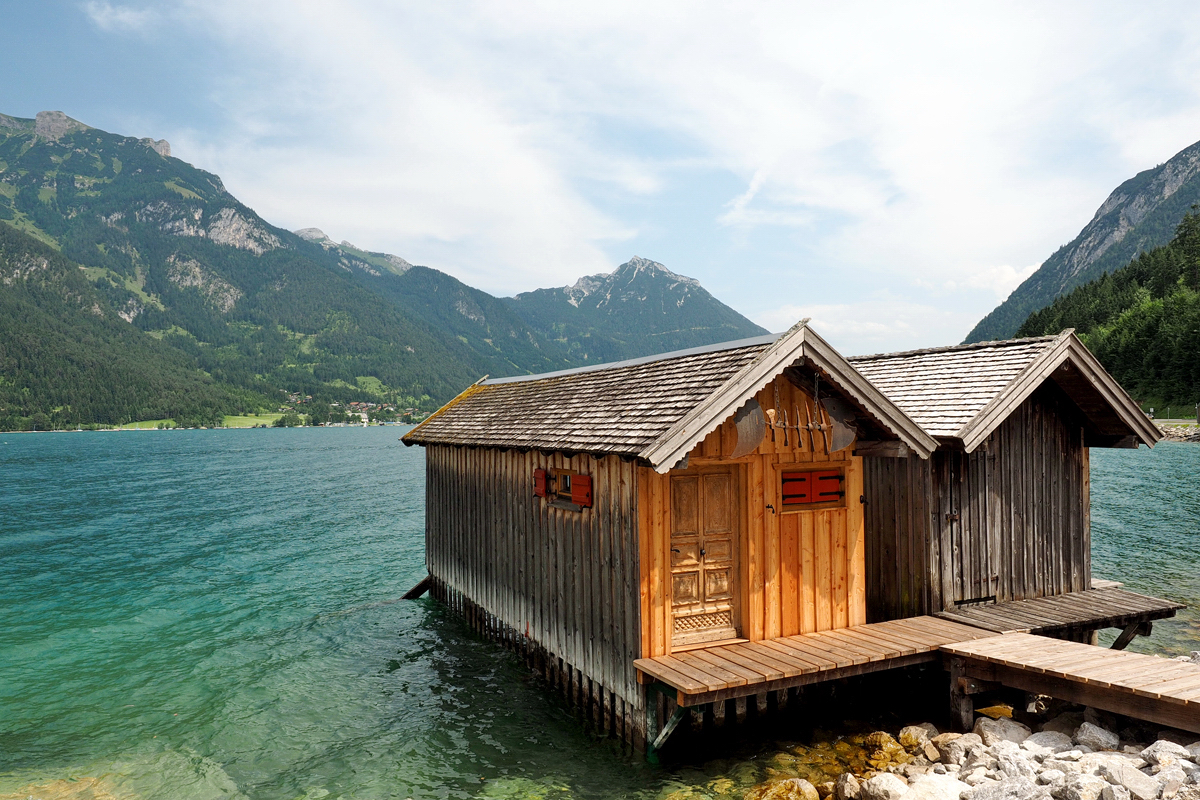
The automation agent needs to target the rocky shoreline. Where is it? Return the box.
[1157,425,1200,443]
[745,713,1200,800]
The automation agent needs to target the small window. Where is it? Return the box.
[780,468,844,509]
[533,468,593,509]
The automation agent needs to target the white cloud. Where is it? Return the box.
[82,1,157,32]
[754,299,981,357]
[82,0,1200,346]
[961,264,1041,300]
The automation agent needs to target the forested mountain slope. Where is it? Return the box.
[968,138,1200,342]
[0,110,767,426]
[505,256,769,363]
[1017,209,1200,408]
[0,224,255,428]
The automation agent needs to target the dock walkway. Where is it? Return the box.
[936,586,1183,645]
[943,633,1200,734]
[634,616,998,707]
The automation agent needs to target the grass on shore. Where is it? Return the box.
[115,414,284,430]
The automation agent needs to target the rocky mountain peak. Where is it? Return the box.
[616,255,700,287]
[563,256,700,307]
[295,227,332,244]
[34,110,89,141]
[966,136,1200,343]
[139,137,171,157]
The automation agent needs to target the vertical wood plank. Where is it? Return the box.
[833,507,849,629]
[800,511,816,633]
[781,512,800,636]
[748,455,766,641]
[815,510,833,631]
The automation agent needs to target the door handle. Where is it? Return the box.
[700,548,706,556]
[671,548,681,553]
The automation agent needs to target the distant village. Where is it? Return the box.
[279,393,426,426]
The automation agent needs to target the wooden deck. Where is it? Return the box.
[936,587,1183,639]
[943,633,1200,734]
[634,616,999,707]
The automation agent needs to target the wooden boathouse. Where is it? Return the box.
[848,331,1178,643]
[401,322,1189,754]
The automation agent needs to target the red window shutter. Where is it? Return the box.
[534,468,547,497]
[812,470,843,501]
[571,475,593,508]
[781,472,811,505]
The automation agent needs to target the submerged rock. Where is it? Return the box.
[750,778,822,800]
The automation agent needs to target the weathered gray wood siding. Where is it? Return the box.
[865,383,1090,621]
[424,444,644,747]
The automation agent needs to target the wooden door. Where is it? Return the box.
[669,469,739,647]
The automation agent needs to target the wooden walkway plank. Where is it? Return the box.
[677,651,749,688]
[656,655,727,691]
[712,645,787,681]
[946,632,1200,735]
[775,635,858,669]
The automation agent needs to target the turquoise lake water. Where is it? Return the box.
[1,428,1197,800]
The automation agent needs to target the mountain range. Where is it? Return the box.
[0,111,765,429]
[966,137,1200,342]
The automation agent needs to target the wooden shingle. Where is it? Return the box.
[849,336,1058,438]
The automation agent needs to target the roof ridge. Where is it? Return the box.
[481,332,779,386]
[848,333,1063,363]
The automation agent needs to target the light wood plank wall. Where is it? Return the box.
[863,382,1090,622]
[424,444,645,746]
[639,376,867,658]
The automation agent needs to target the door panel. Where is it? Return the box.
[670,469,740,646]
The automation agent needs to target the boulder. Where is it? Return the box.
[836,773,863,800]
[903,773,970,800]
[861,773,909,800]
[759,779,823,800]
[965,777,1051,800]
[1159,768,1187,799]
[976,718,1033,747]
[1058,775,1108,800]
[1187,745,1200,760]
[934,734,982,767]
[994,742,1038,780]
[1043,714,1087,737]
[1143,743,1194,768]
[1097,760,1162,800]
[1040,771,1067,786]
[1025,733,1077,758]
[962,746,999,774]
[1075,724,1120,753]
[1101,787,1132,800]
[900,724,940,749]
[961,769,992,787]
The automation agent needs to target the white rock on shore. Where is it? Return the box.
[812,716,1200,800]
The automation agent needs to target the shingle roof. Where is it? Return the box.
[403,337,773,454]
[848,336,1059,438]
[402,323,939,465]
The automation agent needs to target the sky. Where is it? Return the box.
[5,1,1200,354]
